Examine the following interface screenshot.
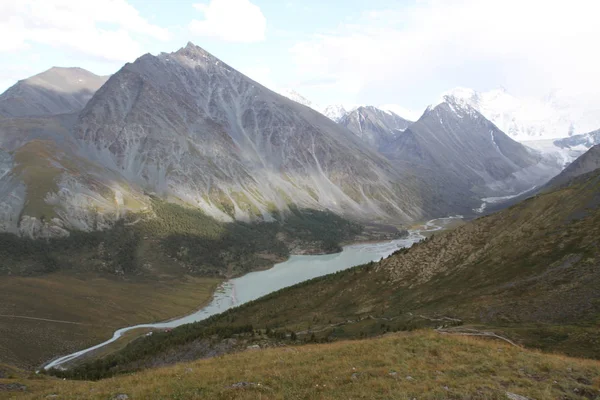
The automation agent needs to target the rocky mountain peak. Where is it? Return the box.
[171,42,217,60]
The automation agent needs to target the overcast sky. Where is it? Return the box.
[1,0,599,112]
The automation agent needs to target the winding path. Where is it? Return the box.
[0,314,89,326]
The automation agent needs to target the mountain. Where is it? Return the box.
[382,96,561,212]
[337,106,412,151]
[73,43,428,222]
[322,104,349,122]
[60,150,600,379]
[522,128,600,168]
[0,43,438,238]
[555,128,600,149]
[443,87,600,141]
[0,67,108,117]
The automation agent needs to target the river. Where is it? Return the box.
[43,216,461,370]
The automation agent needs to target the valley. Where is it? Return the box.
[0,15,599,398]
[47,160,600,382]
[42,216,461,371]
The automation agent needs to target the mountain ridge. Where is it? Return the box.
[0,67,108,118]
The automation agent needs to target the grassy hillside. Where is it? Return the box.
[6,331,600,399]
[60,169,600,379]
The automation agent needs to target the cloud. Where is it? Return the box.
[239,65,274,89]
[0,0,170,62]
[189,0,266,43]
[290,0,600,106]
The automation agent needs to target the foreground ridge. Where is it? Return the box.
[5,331,600,399]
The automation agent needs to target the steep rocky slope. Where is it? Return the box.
[338,106,412,151]
[0,67,108,117]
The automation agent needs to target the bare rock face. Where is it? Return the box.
[0,67,108,117]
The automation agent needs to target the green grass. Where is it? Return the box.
[8,331,600,399]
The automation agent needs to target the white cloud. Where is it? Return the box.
[290,0,600,107]
[239,65,275,89]
[189,0,266,43]
[0,0,170,62]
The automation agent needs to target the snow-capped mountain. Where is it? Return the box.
[441,87,600,142]
[524,128,600,168]
[278,89,318,110]
[322,104,349,122]
[276,92,352,123]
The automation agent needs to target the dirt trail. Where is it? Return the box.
[0,314,89,325]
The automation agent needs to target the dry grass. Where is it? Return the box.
[0,273,221,369]
[4,331,600,399]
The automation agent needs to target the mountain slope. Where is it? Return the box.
[383,97,561,212]
[74,156,600,377]
[338,106,412,151]
[15,331,600,399]
[0,67,108,117]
